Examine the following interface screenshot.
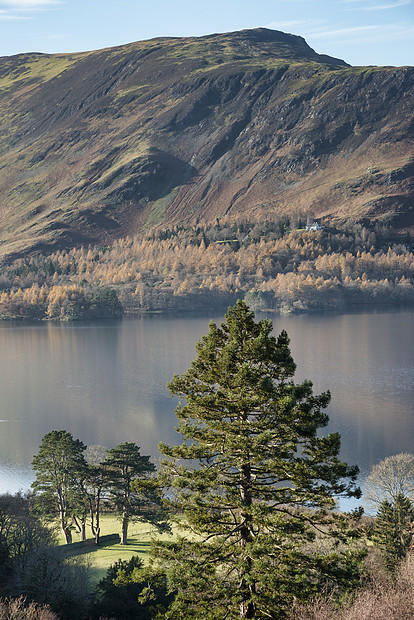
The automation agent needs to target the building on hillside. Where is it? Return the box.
[305,222,323,231]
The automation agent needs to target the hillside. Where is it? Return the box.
[0,28,413,258]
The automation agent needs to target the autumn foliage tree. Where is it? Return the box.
[1,220,413,318]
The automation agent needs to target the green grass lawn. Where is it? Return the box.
[56,514,177,586]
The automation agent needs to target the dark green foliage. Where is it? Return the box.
[42,258,60,277]
[94,556,145,619]
[104,443,169,544]
[0,494,55,591]
[374,493,414,572]
[153,301,364,619]
[0,493,87,618]
[31,431,88,544]
[243,289,273,311]
[8,545,90,620]
[90,287,123,318]
[0,537,11,589]
[92,555,171,620]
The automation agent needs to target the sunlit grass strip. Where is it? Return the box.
[54,514,178,585]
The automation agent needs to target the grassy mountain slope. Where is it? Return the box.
[0,28,412,258]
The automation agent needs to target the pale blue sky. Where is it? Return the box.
[0,0,413,66]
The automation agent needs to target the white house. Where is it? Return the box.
[305,222,323,231]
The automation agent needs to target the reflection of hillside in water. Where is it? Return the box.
[269,311,414,477]
[0,316,216,493]
[0,310,413,494]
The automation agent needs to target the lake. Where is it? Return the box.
[0,309,413,507]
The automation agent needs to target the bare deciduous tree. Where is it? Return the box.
[363,453,414,510]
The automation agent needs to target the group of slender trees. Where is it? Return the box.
[14,302,414,618]
[31,437,168,545]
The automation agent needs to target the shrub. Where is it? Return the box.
[0,596,57,619]
[289,552,414,619]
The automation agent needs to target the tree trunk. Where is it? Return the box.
[91,519,101,544]
[240,585,255,619]
[80,521,86,541]
[90,494,101,544]
[95,493,101,543]
[73,515,87,541]
[240,536,256,618]
[121,512,129,545]
[240,458,255,619]
[63,526,72,544]
[60,509,72,544]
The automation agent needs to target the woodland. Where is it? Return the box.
[0,217,413,320]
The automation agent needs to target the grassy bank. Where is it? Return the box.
[57,515,176,585]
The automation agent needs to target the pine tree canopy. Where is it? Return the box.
[31,430,88,544]
[104,442,169,544]
[153,301,364,619]
[374,492,414,572]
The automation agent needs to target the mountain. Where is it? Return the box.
[0,28,413,258]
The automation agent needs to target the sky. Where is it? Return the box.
[0,0,413,67]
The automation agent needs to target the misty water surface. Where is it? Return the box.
[0,309,413,502]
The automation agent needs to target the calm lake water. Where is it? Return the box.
[0,309,413,506]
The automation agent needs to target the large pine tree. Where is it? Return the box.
[153,301,364,619]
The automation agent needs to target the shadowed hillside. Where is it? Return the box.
[0,28,412,258]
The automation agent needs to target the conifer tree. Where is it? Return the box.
[104,442,168,544]
[31,430,88,544]
[374,493,414,572]
[153,301,363,619]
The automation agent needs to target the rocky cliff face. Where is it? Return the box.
[0,28,412,257]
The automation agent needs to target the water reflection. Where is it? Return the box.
[0,310,413,496]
